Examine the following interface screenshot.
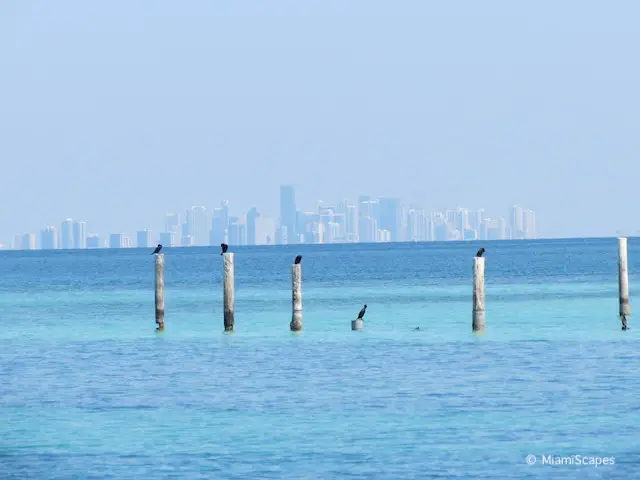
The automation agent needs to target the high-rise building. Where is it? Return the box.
[456,208,469,233]
[246,207,260,246]
[109,233,125,249]
[210,202,229,245]
[136,230,152,248]
[159,231,176,247]
[523,210,536,239]
[338,201,358,242]
[73,221,87,249]
[228,216,246,246]
[165,213,181,246]
[87,234,100,248]
[279,185,296,240]
[61,218,74,249]
[499,217,508,240]
[407,208,428,242]
[378,198,401,242]
[426,214,437,241]
[186,206,208,246]
[509,205,524,239]
[358,216,378,243]
[469,209,484,231]
[359,198,379,222]
[41,226,58,250]
[21,233,36,250]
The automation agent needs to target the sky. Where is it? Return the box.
[1,1,639,243]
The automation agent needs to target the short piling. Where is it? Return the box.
[472,256,485,331]
[290,263,303,331]
[223,252,235,331]
[351,318,364,331]
[155,253,165,331]
[618,237,631,324]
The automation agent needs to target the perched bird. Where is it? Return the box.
[151,244,162,255]
[294,255,302,264]
[357,304,367,320]
[476,247,485,257]
[220,243,228,255]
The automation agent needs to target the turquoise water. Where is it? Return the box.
[1,238,639,479]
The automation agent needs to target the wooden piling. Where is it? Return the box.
[155,253,165,331]
[618,237,631,323]
[472,256,485,331]
[351,318,364,331]
[290,263,303,331]
[223,252,235,331]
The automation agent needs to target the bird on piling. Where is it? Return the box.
[220,243,228,255]
[151,244,162,255]
[357,304,367,320]
[476,247,485,257]
[294,255,302,264]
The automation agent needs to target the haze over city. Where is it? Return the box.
[1,1,639,246]
[6,184,537,250]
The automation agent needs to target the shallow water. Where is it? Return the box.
[1,238,639,478]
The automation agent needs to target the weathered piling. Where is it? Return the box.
[155,253,165,331]
[290,263,303,331]
[472,256,485,331]
[618,237,631,325]
[351,318,364,331]
[223,252,235,331]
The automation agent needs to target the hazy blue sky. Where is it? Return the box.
[1,1,638,243]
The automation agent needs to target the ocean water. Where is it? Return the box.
[1,238,639,479]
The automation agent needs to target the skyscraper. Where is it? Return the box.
[345,203,358,242]
[41,226,58,250]
[279,185,296,243]
[136,230,152,248]
[21,233,36,250]
[228,216,245,245]
[73,221,87,249]
[246,207,260,246]
[378,198,401,242]
[523,210,536,239]
[159,231,176,247]
[109,233,125,248]
[87,234,100,248]
[210,205,228,245]
[358,216,378,243]
[509,205,524,239]
[186,206,208,246]
[61,218,73,249]
[164,213,181,246]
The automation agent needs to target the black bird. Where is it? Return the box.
[476,247,485,257]
[151,244,162,255]
[294,255,302,264]
[220,243,228,255]
[414,327,421,331]
[357,304,367,320]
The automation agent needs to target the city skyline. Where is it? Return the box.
[3,3,639,246]
[3,185,539,251]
